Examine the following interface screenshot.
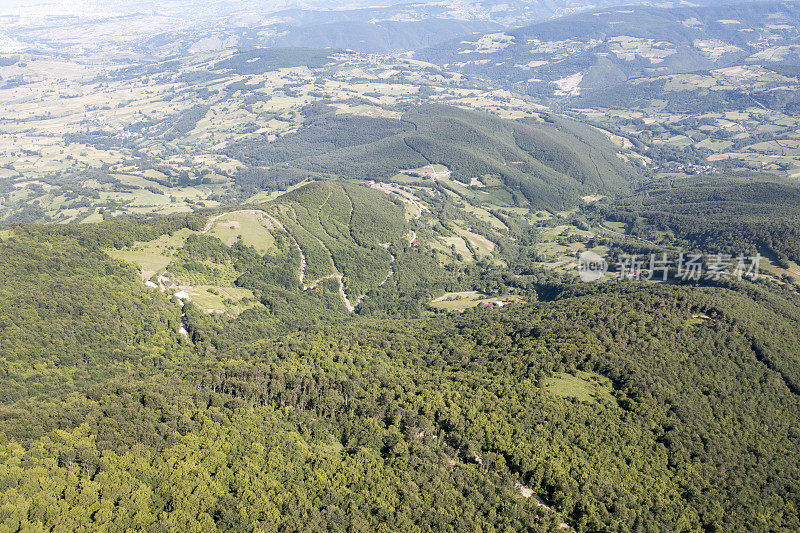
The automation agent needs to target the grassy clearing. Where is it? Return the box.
[461,203,508,230]
[390,173,426,185]
[533,224,597,264]
[441,235,473,259]
[208,211,276,253]
[430,291,522,312]
[107,228,196,279]
[602,220,627,233]
[187,285,260,316]
[544,371,617,405]
[761,257,800,282]
[455,226,495,256]
[107,224,264,315]
[246,179,313,204]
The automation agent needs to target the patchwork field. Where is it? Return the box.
[0,47,543,228]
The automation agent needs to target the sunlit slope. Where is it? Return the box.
[93,181,407,317]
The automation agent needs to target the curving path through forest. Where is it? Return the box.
[204,209,372,312]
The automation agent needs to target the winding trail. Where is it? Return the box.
[423,163,452,181]
[204,209,307,285]
[204,209,372,312]
[175,298,189,338]
[370,182,427,220]
[381,254,395,286]
[303,273,360,311]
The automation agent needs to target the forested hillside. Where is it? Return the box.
[0,224,195,403]
[1,170,799,531]
[2,1,800,530]
[1,222,799,531]
[595,176,800,266]
[229,105,639,209]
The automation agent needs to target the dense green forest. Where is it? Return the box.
[593,176,800,266]
[271,181,404,298]
[1,200,799,531]
[0,231,189,403]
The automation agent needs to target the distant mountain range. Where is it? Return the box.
[0,0,740,57]
[417,1,800,96]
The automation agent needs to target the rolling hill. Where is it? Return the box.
[0,0,724,58]
[228,104,641,209]
[3,2,800,530]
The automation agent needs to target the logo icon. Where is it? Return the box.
[578,251,608,282]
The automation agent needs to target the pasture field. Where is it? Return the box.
[460,203,509,230]
[455,226,495,257]
[533,224,597,264]
[107,228,197,279]
[601,220,627,233]
[575,66,800,178]
[187,285,260,316]
[0,47,539,228]
[207,211,276,253]
[440,235,473,259]
[106,214,267,315]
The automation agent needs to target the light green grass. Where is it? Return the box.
[603,220,627,233]
[430,291,521,311]
[390,173,425,184]
[461,203,508,230]
[441,235,472,259]
[187,285,260,316]
[455,226,495,256]
[544,371,616,405]
[107,228,196,278]
[208,211,276,254]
